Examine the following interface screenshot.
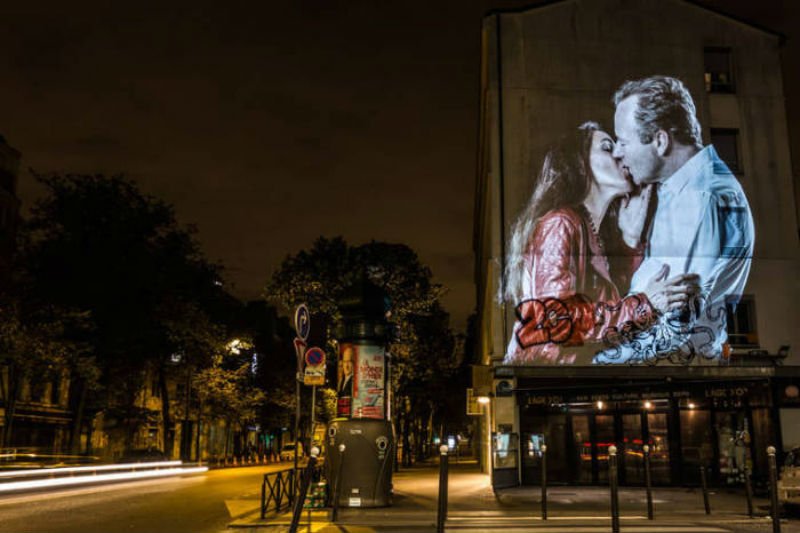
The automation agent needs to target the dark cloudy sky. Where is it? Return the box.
[3,1,797,330]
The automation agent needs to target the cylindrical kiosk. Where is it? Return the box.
[327,279,393,508]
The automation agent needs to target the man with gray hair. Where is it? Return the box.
[594,75,754,364]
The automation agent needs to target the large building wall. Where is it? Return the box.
[475,0,800,364]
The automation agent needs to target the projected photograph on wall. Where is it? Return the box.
[501,75,755,366]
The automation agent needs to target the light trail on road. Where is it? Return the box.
[0,465,208,492]
[0,464,281,533]
[0,460,184,478]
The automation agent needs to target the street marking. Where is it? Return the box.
[224,498,261,518]
[448,515,648,520]
[445,524,732,533]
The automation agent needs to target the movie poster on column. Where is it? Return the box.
[352,344,385,419]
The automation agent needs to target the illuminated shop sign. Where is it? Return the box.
[522,383,763,406]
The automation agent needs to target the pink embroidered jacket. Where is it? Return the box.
[505,207,656,365]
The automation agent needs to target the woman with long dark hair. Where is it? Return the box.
[503,122,698,364]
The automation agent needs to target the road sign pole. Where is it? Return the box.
[294,370,301,476]
[292,304,311,482]
[310,385,316,447]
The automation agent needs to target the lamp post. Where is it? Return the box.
[609,445,620,533]
[477,396,491,474]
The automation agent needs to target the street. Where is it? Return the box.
[3,459,800,533]
[0,464,276,533]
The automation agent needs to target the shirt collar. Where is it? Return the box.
[659,145,716,197]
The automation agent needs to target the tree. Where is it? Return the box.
[266,236,457,464]
[193,343,265,459]
[393,303,461,464]
[0,289,96,447]
[22,172,235,455]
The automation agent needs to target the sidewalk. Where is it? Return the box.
[227,458,793,532]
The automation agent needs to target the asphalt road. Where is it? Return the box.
[4,459,800,533]
[0,464,282,533]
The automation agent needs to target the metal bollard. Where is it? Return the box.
[289,446,320,533]
[331,444,346,523]
[437,444,449,533]
[541,444,548,520]
[643,444,654,520]
[609,445,620,533]
[261,476,267,519]
[700,465,711,515]
[744,463,754,518]
[768,446,781,533]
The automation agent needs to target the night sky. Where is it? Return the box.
[3,1,797,331]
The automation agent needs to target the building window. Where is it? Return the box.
[704,47,735,93]
[710,128,741,174]
[50,377,62,405]
[726,295,758,347]
[29,379,47,404]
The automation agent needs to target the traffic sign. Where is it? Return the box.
[466,388,481,416]
[293,338,307,373]
[294,304,310,341]
[305,346,326,367]
[304,364,325,386]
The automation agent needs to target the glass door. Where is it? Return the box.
[521,414,569,484]
[621,414,644,484]
[571,415,593,483]
[595,415,615,483]
[715,411,748,485]
[647,412,671,484]
[680,408,712,484]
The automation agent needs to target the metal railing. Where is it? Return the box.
[260,468,297,518]
[260,461,326,520]
[289,447,323,533]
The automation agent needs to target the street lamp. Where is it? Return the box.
[226,338,242,355]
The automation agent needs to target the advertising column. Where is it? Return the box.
[327,280,393,508]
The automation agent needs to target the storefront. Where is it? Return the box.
[490,366,800,489]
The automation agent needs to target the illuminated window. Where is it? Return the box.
[710,128,741,174]
[726,295,758,347]
[704,47,735,93]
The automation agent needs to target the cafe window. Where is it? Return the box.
[711,128,742,174]
[726,295,758,347]
[704,47,735,93]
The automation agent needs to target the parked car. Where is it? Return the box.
[778,446,800,508]
[279,442,303,462]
